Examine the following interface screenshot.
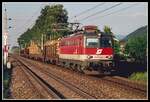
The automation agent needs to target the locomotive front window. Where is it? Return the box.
[86,38,98,48]
[100,37,112,47]
[85,31,96,35]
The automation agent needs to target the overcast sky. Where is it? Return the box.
[2,2,148,49]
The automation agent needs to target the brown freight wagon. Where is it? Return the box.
[44,39,60,64]
[20,48,29,54]
[27,40,43,60]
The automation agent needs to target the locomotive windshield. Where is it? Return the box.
[86,38,98,48]
[100,36,112,47]
[85,31,96,35]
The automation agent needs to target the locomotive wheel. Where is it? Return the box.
[62,62,66,68]
[65,62,69,69]
[71,64,75,71]
[72,64,76,71]
[78,65,84,73]
[77,65,80,72]
[74,64,79,71]
[61,62,65,68]
[79,66,86,73]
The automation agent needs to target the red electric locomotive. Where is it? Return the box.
[58,25,114,74]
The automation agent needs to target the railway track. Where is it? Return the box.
[73,69,147,97]
[15,57,65,99]
[103,76,147,92]
[61,67,147,98]
[14,56,96,99]
[11,55,147,99]
[19,56,147,99]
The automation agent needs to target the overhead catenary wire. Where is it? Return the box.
[70,2,105,20]
[16,3,57,35]
[87,3,139,25]
[16,3,44,36]
[78,2,123,22]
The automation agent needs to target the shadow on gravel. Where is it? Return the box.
[87,74,107,78]
[111,61,147,78]
[89,61,147,78]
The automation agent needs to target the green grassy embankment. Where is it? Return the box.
[129,72,147,85]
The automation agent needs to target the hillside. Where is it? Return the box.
[115,34,126,40]
[122,25,147,41]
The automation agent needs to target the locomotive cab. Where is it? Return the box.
[83,25,114,73]
[59,25,115,75]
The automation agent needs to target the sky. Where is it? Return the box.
[2,2,148,49]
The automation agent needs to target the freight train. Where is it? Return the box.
[20,25,115,74]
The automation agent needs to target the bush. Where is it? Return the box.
[125,35,147,63]
[129,72,147,84]
[3,80,9,89]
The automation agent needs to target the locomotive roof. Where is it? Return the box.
[62,30,113,39]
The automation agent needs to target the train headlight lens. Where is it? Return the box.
[109,56,112,59]
[106,55,112,59]
[87,55,93,59]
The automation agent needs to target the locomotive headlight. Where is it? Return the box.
[87,55,93,59]
[106,55,112,59]
[98,33,101,36]
[109,56,112,59]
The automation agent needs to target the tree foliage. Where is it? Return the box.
[103,25,112,35]
[11,46,19,54]
[103,25,120,54]
[18,4,69,48]
[114,40,120,54]
[125,34,147,62]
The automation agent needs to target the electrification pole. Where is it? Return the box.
[41,34,43,50]
[3,6,8,66]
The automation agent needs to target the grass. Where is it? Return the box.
[129,72,147,85]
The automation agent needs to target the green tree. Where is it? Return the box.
[103,25,112,35]
[103,25,120,54]
[125,35,147,63]
[18,4,69,47]
[114,40,120,54]
[11,46,19,54]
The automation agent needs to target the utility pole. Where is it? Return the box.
[41,34,43,50]
[3,5,8,66]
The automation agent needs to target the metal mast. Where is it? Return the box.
[3,4,8,65]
